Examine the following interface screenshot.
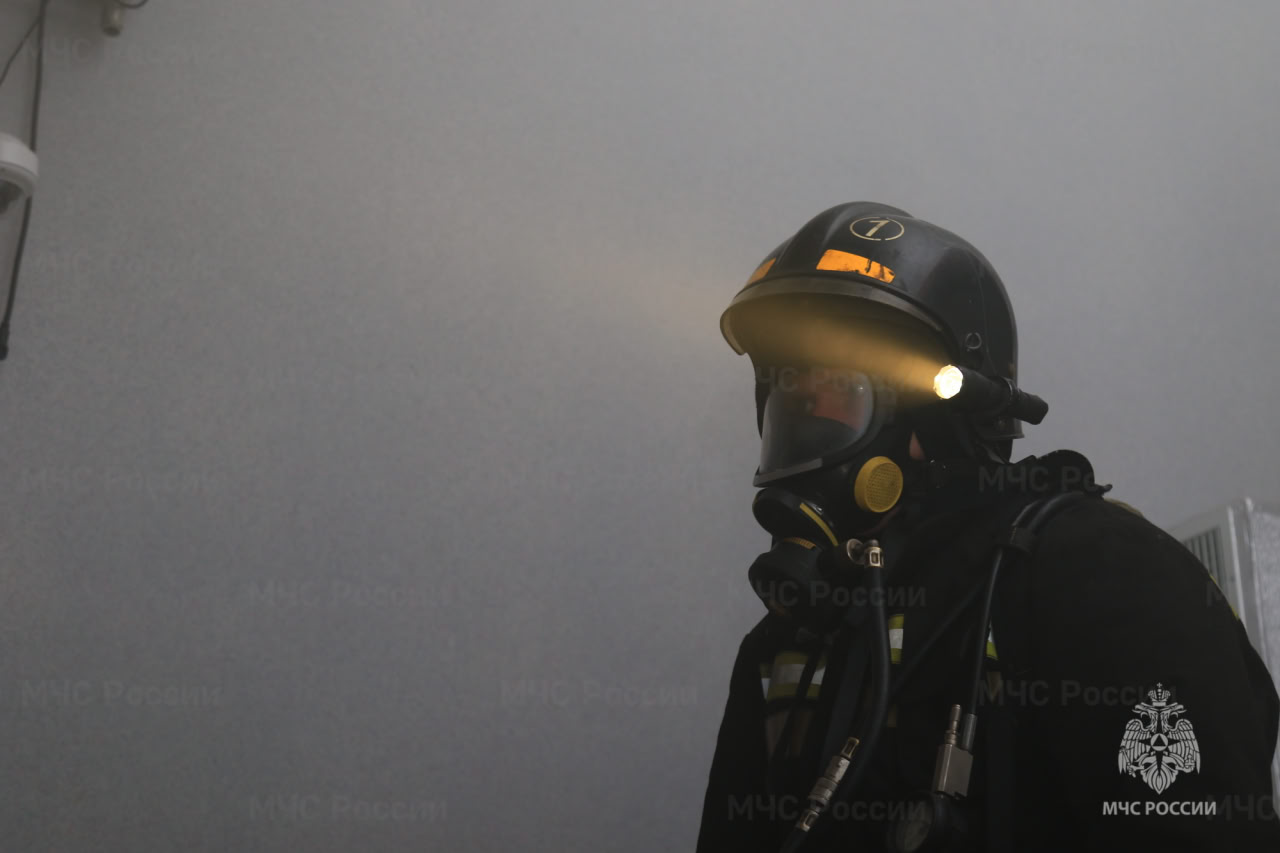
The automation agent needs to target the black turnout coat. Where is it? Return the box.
[696,455,1280,852]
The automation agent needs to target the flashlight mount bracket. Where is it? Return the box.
[944,367,1049,426]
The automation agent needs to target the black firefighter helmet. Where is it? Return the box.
[721,201,1026,486]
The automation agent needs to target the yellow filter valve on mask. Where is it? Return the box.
[853,456,904,513]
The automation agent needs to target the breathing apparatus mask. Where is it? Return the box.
[735,284,1055,635]
[746,359,941,633]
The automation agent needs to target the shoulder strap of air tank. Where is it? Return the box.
[982,488,1097,853]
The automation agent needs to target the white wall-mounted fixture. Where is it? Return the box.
[101,0,149,36]
[0,131,38,217]
[101,0,124,36]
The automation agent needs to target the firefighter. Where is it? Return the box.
[695,201,1280,852]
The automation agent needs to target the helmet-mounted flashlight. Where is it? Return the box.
[932,365,1048,425]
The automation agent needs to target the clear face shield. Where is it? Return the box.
[737,296,955,485]
[735,298,973,638]
[756,365,880,480]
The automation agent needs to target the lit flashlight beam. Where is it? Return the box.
[932,364,1049,425]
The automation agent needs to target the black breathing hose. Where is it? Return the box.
[778,556,891,853]
[961,490,1089,736]
[772,489,1094,853]
[831,558,891,799]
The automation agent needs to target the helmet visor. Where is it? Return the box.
[758,366,876,477]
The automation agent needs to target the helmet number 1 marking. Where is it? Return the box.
[850,217,905,241]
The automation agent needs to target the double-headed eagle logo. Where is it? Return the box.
[1117,683,1200,794]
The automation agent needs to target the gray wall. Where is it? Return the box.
[1,1,1277,850]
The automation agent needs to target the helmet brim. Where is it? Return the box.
[720,274,953,358]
